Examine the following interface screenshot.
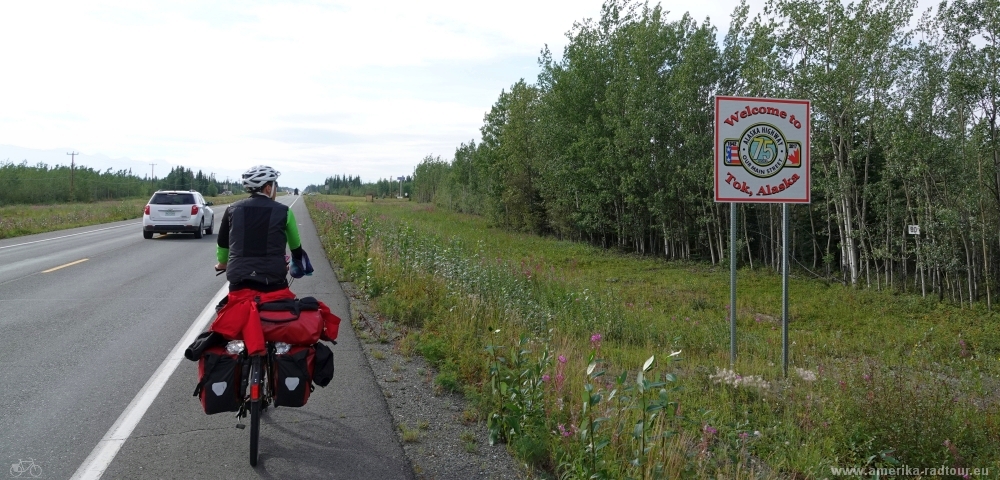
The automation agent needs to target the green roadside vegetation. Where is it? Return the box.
[0,193,249,240]
[308,195,1000,478]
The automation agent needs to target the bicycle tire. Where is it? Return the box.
[250,399,260,466]
[249,357,261,467]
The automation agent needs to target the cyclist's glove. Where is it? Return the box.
[302,251,314,276]
[290,251,314,278]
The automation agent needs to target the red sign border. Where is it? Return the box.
[714,96,811,204]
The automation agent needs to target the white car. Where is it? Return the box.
[142,190,215,239]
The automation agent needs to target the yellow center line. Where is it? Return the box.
[42,258,89,273]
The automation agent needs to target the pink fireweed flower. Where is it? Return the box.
[542,374,550,382]
[591,333,602,343]
[703,425,717,435]
[738,432,749,440]
[558,355,567,364]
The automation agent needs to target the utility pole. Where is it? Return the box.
[150,163,157,191]
[67,151,78,199]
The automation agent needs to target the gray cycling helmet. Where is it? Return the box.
[242,165,280,192]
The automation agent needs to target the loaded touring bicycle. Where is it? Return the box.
[186,265,341,466]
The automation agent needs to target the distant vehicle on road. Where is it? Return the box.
[142,190,215,239]
[293,188,299,195]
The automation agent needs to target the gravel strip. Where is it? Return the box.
[339,279,536,480]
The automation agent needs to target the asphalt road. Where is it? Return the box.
[0,195,412,480]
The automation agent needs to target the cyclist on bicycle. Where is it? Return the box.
[214,165,310,288]
[209,165,314,355]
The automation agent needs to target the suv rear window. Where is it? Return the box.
[151,193,196,205]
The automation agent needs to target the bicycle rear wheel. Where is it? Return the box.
[249,356,261,467]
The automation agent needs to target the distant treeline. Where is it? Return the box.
[0,161,239,205]
[304,174,413,198]
[412,0,1000,306]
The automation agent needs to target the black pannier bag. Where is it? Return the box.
[193,345,243,414]
[273,346,314,407]
[313,342,335,387]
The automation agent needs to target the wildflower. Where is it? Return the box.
[703,424,717,435]
[738,432,749,440]
[863,374,871,381]
[795,367,818,382]
[710,367,768,390]
[591,333,602,344]
[542,374,550,383]
[558,355,567,364]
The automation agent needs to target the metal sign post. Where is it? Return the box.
[730,203,737,366]
[714,96,811,376]
[782,203,789,376]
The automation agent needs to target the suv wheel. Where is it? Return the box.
[194,219,204,239]
[143,230,153,240]
[205,219,214,235]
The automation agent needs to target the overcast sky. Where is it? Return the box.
[0,0,936,190]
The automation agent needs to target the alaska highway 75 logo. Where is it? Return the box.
[723,122,802,179]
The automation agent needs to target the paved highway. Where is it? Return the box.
[0,195,412,479]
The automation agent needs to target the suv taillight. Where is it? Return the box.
[144,205,150,215]
[191,205,199,215]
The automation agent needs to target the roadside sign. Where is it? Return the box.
[908,225,920,235]
[715,96,811,203]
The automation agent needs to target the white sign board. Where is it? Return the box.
[715,96,811,203]
[908,225,920,235]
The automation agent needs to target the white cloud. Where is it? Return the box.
[0,0,943,189]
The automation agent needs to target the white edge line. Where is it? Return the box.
[288,195,300,209]
[70,283,230,480]
[0,222,140,251]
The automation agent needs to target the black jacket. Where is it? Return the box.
[217,194,289,290]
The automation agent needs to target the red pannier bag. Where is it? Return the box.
[193,345,243,414]
[272,345,314,407]
[318,302,341,342]
[258,298,323,345]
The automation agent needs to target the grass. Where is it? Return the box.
[400,424,421,443]
[306,195,1000,478]
[0,193,250,240]
[461,430,478,453]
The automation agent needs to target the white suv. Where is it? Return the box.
[142,190,216,239]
